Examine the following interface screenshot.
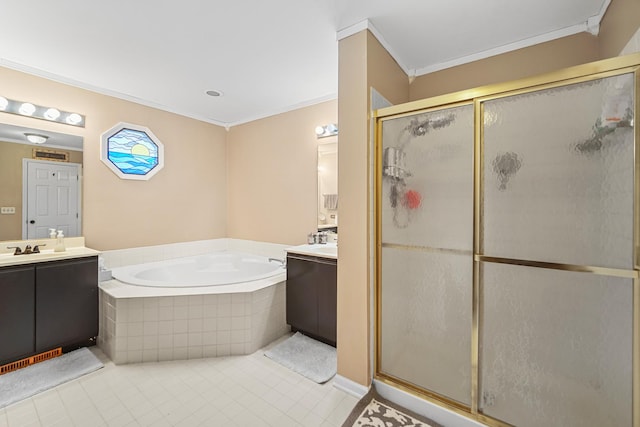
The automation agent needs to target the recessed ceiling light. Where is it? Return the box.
[206,90,223,97]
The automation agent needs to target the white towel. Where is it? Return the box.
[323,194,338,210]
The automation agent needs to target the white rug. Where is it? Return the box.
[0,347,103,409]
[264,332,336,383]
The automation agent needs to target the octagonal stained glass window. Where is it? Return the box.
[100,123,164,180]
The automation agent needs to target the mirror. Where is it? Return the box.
[0,123,83,241]
[317,141,337,231]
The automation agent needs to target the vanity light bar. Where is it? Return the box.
[0,96,85,128]
[315,123,338,138]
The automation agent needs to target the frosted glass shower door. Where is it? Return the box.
[480,263,633,427]
[482,73,635,268]
[479,72,636,426]
[378,104,474,405]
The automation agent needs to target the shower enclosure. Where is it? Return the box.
[374,53,640,427]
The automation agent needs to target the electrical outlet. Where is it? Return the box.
[0,207,16,214]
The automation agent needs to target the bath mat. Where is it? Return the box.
[342,388,444,427]
[264,332,336,383]
[0,347,103,409]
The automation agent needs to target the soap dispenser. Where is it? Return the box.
[49,228,57,240]
[54,229,66,252]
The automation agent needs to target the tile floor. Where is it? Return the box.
[0,337,359,427]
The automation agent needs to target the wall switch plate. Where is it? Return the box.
[1,207,16,214]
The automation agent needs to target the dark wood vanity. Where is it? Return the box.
[286,248,337,346]
[0,256,99,366]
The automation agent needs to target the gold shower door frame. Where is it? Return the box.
[374,53,640,427]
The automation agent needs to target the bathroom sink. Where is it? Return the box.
[0,250,64,266]
[0,247,100,267]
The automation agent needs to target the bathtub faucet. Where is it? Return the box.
[268,258,286,267]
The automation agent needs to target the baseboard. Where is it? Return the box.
[333,374,370,398]
[374,380,485,427]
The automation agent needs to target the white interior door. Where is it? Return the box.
[24,160,81,239]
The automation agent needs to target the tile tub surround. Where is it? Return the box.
[97,239,290,364]
[99,283,287,364]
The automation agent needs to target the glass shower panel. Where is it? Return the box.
[379,104,474,405]
[380,247,472,405]
[480,262,633,427]
[482,73,635,269]
[380,104,474,251]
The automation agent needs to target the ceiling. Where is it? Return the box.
[0,0,609,128]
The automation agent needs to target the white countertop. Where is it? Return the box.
[285,243,337,259]
[0,237,100,267]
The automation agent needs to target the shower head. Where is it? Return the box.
[405,113,455,138]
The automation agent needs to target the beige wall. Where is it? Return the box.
[599,0,640,57]
[337,31,370,386]
[366,32,410,105]
[226,100,337,245]
[0,66,227,251]
[336,30,409,387]
[409,33,601,101]
[409,0,640,101]
[620,26,640,55]
[0,141,83,241]
[0,64,335,251]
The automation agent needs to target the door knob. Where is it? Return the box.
[29,220,35,224]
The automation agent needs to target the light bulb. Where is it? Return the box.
[44,108,61,120]
[19,102,36,116]
[66,113,82,125]
[0,97,8,111]
[315,126,325,136]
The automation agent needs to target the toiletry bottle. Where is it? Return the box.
[54,230,66,252]
[49,228,57,240]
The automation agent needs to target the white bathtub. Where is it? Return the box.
[98,241,289,364]
[112,251,285,288]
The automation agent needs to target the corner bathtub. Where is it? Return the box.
[98,250,288,365]
[112,251,285,288]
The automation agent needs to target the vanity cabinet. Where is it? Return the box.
[35,257,98,353]
[286,254,337,346]
[0,266,35,365]
[0,256,98,366]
